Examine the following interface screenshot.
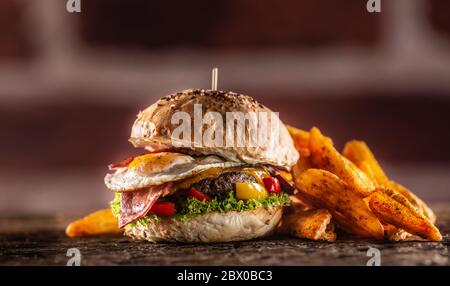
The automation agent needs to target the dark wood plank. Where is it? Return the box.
[0,205,448,266]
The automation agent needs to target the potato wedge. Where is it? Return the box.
[66,209,123,238]
[343,140,389,185]
[343,141,412,239]
[309,127,376,197]
[386,180,436,223]
[369,189,442,241]
[279,208,336,241]
[286,125,311,157]
[286,125,335,157]
[382,222,412,241]
[295,168,384,240]
[342,140,436,223]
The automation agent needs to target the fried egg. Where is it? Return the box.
[104,152,244,192]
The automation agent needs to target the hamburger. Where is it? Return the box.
[105,89,299,242]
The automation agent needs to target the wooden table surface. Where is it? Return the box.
[0,205,448,266]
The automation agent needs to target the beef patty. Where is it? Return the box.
[189,171,257,197]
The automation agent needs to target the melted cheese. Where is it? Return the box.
[176,167,224,189]
[176,166,270,190]
[278,170,293,182]
[241,167,270,184]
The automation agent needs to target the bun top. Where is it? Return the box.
[130,89,299,168]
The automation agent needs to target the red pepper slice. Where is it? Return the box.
[150,202,175,216]
[186,188,212,202]
[275,174,297,194]
[262,177,281,194]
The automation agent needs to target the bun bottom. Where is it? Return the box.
[124,207,283,243]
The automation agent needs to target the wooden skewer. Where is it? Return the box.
[211,67,218,91]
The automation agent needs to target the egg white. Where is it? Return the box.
[104,153,244,192]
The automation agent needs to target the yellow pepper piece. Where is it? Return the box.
[236,182,268,200]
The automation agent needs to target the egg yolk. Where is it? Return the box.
[128,152,191,173]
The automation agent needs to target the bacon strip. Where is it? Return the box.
[108,156,134,170]
[118,183,173,228]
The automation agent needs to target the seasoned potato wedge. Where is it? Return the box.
[343,141,411,239]
[66,209,123,238]
[286,125,312,157]
[295,168,384,240]
[369,189,442,241]
[286,125,334,157]
[279,208,336,241]
[342,140,436,223]
[343,140,389,185]
[287,124,440,242]
[382,222,412,241]
[386,180,436,224]
[309,127,376,197]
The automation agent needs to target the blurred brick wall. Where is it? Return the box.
[1,1,450,58]
[0,1,34,59]
[430,0,450,34]
[1,92,450,171]
[1,0,450,168]
[78,0,380,49]
[1,0,450,211]
[0,0,450,169]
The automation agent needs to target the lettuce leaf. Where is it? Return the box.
[175,191,290,221]
[110,191,291,227]
[110,193,121,217]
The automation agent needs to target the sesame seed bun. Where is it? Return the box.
[130,89,299,169]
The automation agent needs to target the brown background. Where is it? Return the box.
[1,0,450,215]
